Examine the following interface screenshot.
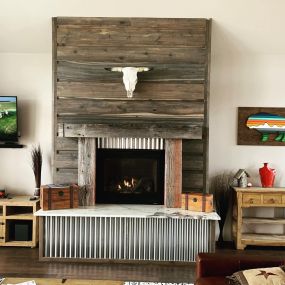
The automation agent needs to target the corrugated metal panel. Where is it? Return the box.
[43,216,213,262]
[97,137,164,150]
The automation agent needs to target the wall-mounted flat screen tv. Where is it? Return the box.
[0,96,18,142]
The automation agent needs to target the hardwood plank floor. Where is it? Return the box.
[1,246,285,283]
[0,247,195,283]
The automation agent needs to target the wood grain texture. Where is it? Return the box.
[238,107,285,146]
[56,17,207,29]
[202,19,211,195]
[182,171,204,189]
[233,187,285,250]
[164,139,182,207]
[57,26,206,47]
[57,98,204,118]
[0,247,196,282]
[40,186,79,210]
[57,61,206,82]
[0,197,39,248]
[182,139,204,193]
[60,122,203,140]
[57,81,205,100]
[78,138,96,206]
[53,17,211,190]
[54,150,78,168]
[57,46,207,64]
[54,169,78,184]
[55,137,78,151]
[182,139,204,154]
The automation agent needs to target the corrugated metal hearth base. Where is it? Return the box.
[43,215,215,262]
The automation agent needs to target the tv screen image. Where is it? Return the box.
[0,96,18,141]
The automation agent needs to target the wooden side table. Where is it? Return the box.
[0,196,40,247]
[233,187,285,250]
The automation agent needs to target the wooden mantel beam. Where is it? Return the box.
[58,122,202,140]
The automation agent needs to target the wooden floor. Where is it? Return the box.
[0,247,195,283]
[1,246,285,283]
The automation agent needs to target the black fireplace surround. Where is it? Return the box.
[96,149,165,204]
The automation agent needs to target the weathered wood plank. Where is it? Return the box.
[182,155,204,171]
[57,17,207,30]
[53,168,78,184]
[52,18,58,184]
[183,187,203,193]
[78,138,96,206]
[164,139,182,208]
[57,116,204,124]
[202,19,211,194]
[182,139,204,154]
[54,150,78,168]
[57,98,204,118]
[57,26,206,47]
[182,171,203,189]
[57,46,207,64]
[55,137,78,150]
[57,82,205,100]
[57,61,206,82]
[59,122,203,140]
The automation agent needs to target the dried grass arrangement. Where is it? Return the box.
[210,171,234,242]
[31,145,42,194]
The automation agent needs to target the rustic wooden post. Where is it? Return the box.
[164,139,182,208]
[78,138,96,206]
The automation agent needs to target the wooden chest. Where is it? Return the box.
[181,193,213,212]
[40,184,79,211]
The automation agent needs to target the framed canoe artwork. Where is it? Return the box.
[238,107,285,145]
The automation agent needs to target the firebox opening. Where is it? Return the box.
[96,149,165,205]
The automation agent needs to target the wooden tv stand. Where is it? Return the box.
[0,196,40,247]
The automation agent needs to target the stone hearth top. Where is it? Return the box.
[35,204,220,220]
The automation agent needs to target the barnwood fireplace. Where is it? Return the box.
[36,17,217,263]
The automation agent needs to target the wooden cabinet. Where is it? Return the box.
[233,187,285,250]
[0,196,40,248]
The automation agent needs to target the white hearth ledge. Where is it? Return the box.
[35,204,220,220]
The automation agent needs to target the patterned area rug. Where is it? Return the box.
[124,283,193,285]
[0,278,193,285]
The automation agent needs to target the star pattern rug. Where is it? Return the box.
[0,278,193,285]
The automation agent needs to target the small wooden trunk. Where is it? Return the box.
[181,193,213,212]
[40,184,79,211]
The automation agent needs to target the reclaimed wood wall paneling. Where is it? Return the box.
[57,81,205,100]
[56,61,206,82]
[53,17,211,196]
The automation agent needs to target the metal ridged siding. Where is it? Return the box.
[97,137,164,150]
[43,216,214,262]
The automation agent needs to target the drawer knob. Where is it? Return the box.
[249,199,254,204]
[270,199,275,203]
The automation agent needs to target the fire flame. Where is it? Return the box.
[117,177,137,191]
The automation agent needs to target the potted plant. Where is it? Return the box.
[31,145,42,197]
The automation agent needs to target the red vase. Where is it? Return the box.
[259,163,276,188]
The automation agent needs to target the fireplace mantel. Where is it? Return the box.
[58,121,203,140]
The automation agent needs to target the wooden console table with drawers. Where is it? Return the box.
[233,187,285,250]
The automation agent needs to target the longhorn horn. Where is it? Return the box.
[105,67,123,72]
[136,67,152,72]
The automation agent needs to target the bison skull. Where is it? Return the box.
[107,67,151,98]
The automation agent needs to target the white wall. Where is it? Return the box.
[0,0,285,199]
